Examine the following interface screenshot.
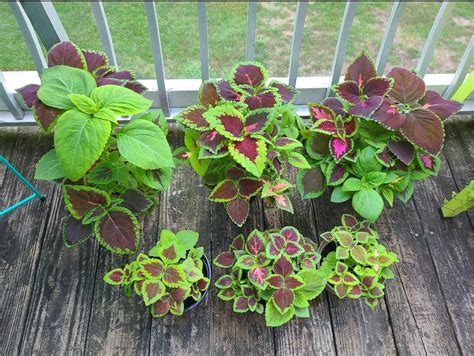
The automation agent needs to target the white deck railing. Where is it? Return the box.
[1,1,473,126]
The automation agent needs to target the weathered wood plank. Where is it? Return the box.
[212,198,275,355]
[0,127,19,188]
[311,197,397,355]
[0,128,57,354]
[410,151,473,354]
[442,117,474,226]
[378,198,460,355]
[149,131,212,355]
[263,167,337,355]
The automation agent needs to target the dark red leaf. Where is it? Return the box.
[267,275,284,288]
[249,267,269,287]
[388,140,414,165]
[363,77,392,97]
[419,89,462,120]
[226,167,245,180]
[273,256,293,277]
[82,50,108,73]
[209,180,238,201]
[152,299,170,317]
[47,42,85,69]
[175,106,210,131]
[199,130,225,152]
[280,226,299,242]
[387,67,425,104]
[96,77,122,87]
[246,230,265,255]
[17,84,39,107]
[214,251,235,268]
[329,164,347,184]
[231,234,245,251]
[272,287,294,313]
[142,260,164,278]
[64,185,109,219]
[310,133,330,155]
[244,110,271,134]
[330,137,352,161]
[232,63,266,87]
[234,296,249,312]
[221,114,244,137]
[233,136,260,162]
[124,81,147,94]
[335,81,360,105]
[226,198,250,227]
[348,95,383,118]
[401,109,444,154]
[120,189,153,214]
[322,97,346,116]
[344,52,376,87]
[170,287,188,302]
[217,80,240,101]
[62,216,93,247]
[371,97,406,129]
[163,266,185,286]
[199,81,220,107]
[308,103,335,122]
[244,93,277,110]
[376,147,391,166]
[96,208,139,254]
[269,81,297,103]
[298,167,325,198]
[284,242,303,257]
[285,276,304,289]
[238,178,264,198]
[418,153,436,172]
[32,98,63,131]
[342,214,358,227]
[105,71,134,80]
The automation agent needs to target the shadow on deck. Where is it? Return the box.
[0,116,473,355]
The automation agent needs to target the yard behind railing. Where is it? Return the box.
[1,1,473,126]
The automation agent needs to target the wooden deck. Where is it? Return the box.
[0,116,473,356]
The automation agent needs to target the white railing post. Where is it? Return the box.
[90,1,118,68]
[327,2,358,97]
[444,35,474,99]
[144,2,170,116]
[198,2,210,81]
[246,2,257,61]
[288,1,308,87]
[0,72,24,120]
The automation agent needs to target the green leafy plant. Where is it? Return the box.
[18,42,175,254]
[214,227,327,327]
[319,214,398,309]
[441,180,474,218]
[174,62,307,226]
[104,229,210,317]
[298,51,462,222]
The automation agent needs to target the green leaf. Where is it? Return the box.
[117,119,174,170]
[288,152,311,169]
[90,85,152,116]
[364,172,387,187]
[396,182,415,203]
[176,230,199,251]
[350,245,368,264]
[265,300,295,327]
[330,186,352,203]
[68,93,98,114]
[37,65,96,109]
[94,108,118,124]
[34,149,65,181]
[380,186,394,207]
[87,161,127,185]
[54,111,111,181]
[294,306,310,318]
[353,146,382,175]
[296,269,327,300]
[342,177,363,192]
[352,188,384,222]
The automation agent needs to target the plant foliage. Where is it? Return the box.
[18,41,175,254]
[319,214,399,309]
[213,227,327,327]
[298,51,462,222]
[103,229,210,317]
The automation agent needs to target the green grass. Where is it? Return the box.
[1,2,473,79]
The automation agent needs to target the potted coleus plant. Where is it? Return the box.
[174,62,308,226]
[318,214,398,309]
[17,42,175,254]
[214,227,327,327]
[297,51,462,222]
[104,229,211,317]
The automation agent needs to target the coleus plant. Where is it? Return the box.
[17,41,175,254]
[104,229,210,317]
[319,214,399,309]
[298,51,462,222]
[175,62,308,226]
[214,227,327,327]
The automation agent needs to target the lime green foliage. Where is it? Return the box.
[319,214,399,309]
[103,229,210,318]
[451,72,474,103]
[441,180,474,218]
[214,228,327,327]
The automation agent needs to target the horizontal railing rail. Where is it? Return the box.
[1,0,473,126]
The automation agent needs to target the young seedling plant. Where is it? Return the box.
[104,229,210,317]
[297,51,462,222]
[18,42,175,254]
[214,227,327,327]
[174,62,308,227]
[319,214,399,309]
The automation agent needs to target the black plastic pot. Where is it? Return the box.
[183,253,212,313]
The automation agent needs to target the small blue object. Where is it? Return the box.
[0,155,45,216]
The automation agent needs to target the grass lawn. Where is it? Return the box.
[1,2,473,79]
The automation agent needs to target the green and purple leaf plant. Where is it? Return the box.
[104,229,210,317]
[214,227,327,327]
[298,51,462,222]
[18,41,175,254]
[174,62,307,226]
[319,214,399,309]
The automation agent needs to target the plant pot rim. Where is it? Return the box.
[183,253,212,313]
[317,240,336,296]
